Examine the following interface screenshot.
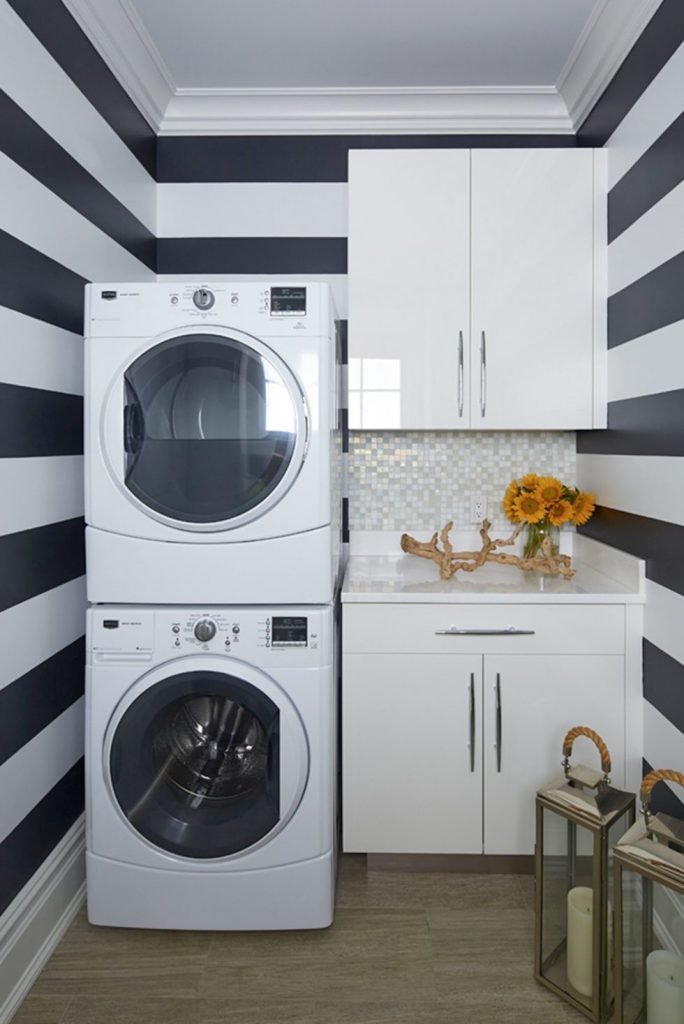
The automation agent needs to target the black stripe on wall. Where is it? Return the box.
[0,518,85,613]
[577,389,684,456]
[0,758,84,917]
[642,758,684,819]
[157,238,348,276]
[608,110,684,243]
[342,497,350,544]
[577,0,684,147]
[5,0,155,178]
[0,638,85,767]
[157,134,576,184]
[608,249,684,349]
[0,89,155,270]
[643,639,684,735]
[0,384,83,458]
[0,230,86,336]
[579,508,684,597]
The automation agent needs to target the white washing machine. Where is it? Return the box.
[85,282,342,605]
[86,603,337,930]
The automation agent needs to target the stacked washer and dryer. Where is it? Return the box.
[84,282,342,929]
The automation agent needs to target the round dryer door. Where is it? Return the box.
[106,663,309,859]
[114,330,307,529]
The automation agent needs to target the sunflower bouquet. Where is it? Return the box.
[503,474,595,560]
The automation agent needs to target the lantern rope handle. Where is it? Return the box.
[640,768,684,822]
[562,725,612,780]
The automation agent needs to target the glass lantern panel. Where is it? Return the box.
[605,813,635,1009]
[540,805,596,1011]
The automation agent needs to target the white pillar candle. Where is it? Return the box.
[647,950,684,1024]
[567,886,593,997]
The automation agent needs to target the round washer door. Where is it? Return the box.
[104,657,309,860]
[102,328,308,531]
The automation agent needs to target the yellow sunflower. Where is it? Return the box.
[503,481,521,521]
[548,499,572,526]
[537,476,564,505]
[513,489,546,524]
[570,491,596,526]
[521,473,539,490]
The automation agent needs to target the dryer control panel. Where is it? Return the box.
[88,606,331,667]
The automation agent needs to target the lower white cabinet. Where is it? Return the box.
[342,604,626,856]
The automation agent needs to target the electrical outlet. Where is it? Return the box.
[470,494,487,523]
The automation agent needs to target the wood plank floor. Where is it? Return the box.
[13,856,585,1024]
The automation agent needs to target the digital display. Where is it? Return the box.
[271,616,307,646]
[270,287,306,316]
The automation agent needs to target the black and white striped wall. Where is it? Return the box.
[577,0,684,816]
[0,0,154,1004]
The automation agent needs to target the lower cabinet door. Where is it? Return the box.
[482,654,625,856]
[342,653,482,853]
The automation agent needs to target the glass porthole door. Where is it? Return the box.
[114,331,306,528]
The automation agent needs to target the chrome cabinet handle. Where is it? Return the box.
[468,673,475,773]
[495,673,502,773]
[435,627,535,636]
[457,330,464,417]
[480,330,486,417]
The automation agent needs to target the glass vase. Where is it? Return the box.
[523,521,560,560]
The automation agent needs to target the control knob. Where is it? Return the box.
[194,619,217,642]
[193,288,215,310]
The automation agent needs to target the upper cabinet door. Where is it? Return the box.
[470,149,596,430]
[348,150,470,429]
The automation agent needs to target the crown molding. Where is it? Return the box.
[61,0,174,130]
[159,86,573,136]
[557,0,664,131]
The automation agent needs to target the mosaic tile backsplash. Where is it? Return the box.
[348,431,577,531]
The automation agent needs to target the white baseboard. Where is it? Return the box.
[0,815,85,1024]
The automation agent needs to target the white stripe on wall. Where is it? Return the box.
[0,307,82,395]
[0,151,153,283]
[608,175,684,295]
[0,578,86,693]
[157,182,348,238]
[644,580,684,667]
[607,38,684,188]
[643,701,684,796]
[0,2,155,233]
[577,453,684,526]
[157,272,349,318]
[607,320,684,402]
[0,697,84,845]
[0,457,84,537]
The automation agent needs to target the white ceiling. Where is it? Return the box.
[63,0,663,134]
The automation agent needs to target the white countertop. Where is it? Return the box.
[341,532,645,604]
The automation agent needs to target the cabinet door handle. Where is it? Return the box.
[495,672,502,773]
[468,673,475,773]
[480,330,487,417]
[458,330,464,417]
[435,627,535,636]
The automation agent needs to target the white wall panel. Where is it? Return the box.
[577,453,684,526]
[0,308,82,395]
[0,578,86,693]
[156,272,349,317]
[607,320,684,402]
[157,182,348,238]
[607,40,684,188]
[0,457,84,537]
[0,151,152,283]
[0,698,84,845]
[0,2,155,233]
[645,580,684,666]
[608,176,684,295]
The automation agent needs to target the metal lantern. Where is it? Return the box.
[614,768,684,1024]
[535,726,636,1022]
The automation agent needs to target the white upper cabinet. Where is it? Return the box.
[348,148,605,430]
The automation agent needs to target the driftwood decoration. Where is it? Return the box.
[400,519,575,580]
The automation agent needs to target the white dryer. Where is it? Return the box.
[86,604,336,930]
[85,282,342,605]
